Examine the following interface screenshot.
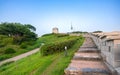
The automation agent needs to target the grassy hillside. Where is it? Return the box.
[0,35,41,61]
[0,34,59,61]
[0,34,80,61]
[0,34,84,75]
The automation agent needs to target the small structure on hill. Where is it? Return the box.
[52,27,59,34]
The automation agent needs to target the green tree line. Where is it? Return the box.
[0,22,37,44]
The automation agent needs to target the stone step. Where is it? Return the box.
[80,46,97,49]
[73,56,101,61]
[79,48,98,50]
[79,49,99,51]
[78,49,100,53]
[64,37,111,75]
[73,53,102,61]
[64,60,111,75]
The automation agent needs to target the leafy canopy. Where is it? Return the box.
[0,22,37,44]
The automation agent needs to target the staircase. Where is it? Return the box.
[64,37,111,75]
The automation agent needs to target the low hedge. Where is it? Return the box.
[0,43,5,48]
[41,37,80,56]
[41,33,53,37]
[5,48,16,54]
[55,34,69,37]
[20,43,27,49]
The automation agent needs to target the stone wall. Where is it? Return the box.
[90,32,120,75]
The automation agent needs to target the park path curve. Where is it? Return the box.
[0,48,39,66]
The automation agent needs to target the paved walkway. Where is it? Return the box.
[0,48,39,66]
[64,37,111,75]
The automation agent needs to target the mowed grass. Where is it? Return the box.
[0,35,84,75]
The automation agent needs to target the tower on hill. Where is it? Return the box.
[52,27,59,34]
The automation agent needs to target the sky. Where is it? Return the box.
[0,0,120,36]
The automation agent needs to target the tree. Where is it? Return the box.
[0,22,37,44]
[25,24,36,31]
[93,31,103,33]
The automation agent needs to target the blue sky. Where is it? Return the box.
[0,0,120,36]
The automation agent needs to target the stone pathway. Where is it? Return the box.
[64,37,111,75]
[0,48,39,66]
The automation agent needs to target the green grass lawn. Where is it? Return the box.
[0,35,84,75]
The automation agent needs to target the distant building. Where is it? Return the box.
[52,27,59,34]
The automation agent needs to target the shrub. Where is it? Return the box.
[5,48,16,54]
[0,35,13,46]
[0,55,11,61]
[20,43,27,49]
[26,41,36,45]
[55,34,69,37]
[42,33,53,37]
[0,35,8,39]
[2,38,13,45]
[41,37,80,56]
[0,43,5,48]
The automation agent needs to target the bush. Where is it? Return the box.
[0,55,11,61]
[42,33,53,37]
[20,43,27,49]
[26,41,36,45]
[0,35,8,39]
[0,43,5,48]
[0,35,13,46]
[41,37,80,56]
[5,48,16,54]
[55,34,69,37]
